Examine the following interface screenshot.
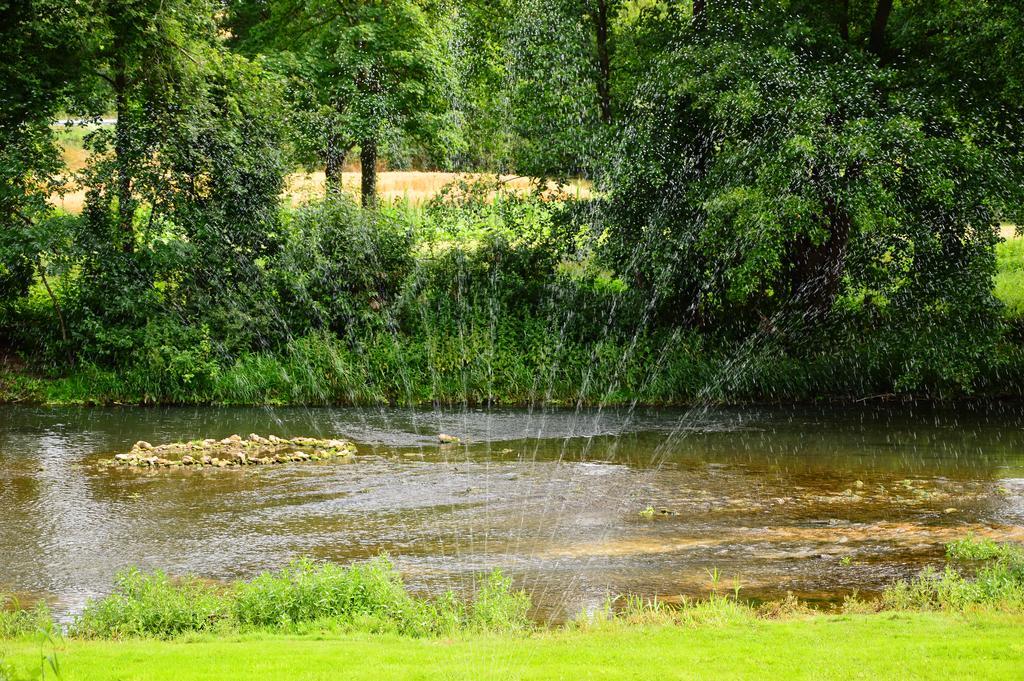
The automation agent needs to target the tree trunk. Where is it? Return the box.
[594,0,612,124]
[360,139,377,208]
[868,0,893,60]
[113,55,135,253]
[838,0,850,41]
[788,197,851,321]
[324,136,348,196]
[35,256,73,366]
[693,0,706,23]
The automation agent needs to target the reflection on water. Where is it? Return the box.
[1,403,1023,619]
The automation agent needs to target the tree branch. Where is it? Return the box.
[12,210,73,365]
[91,69,116,87]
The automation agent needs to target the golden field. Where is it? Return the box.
[51,171,592,213]
[48,126,591,212]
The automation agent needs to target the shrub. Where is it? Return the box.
[883,538,1024,612]
[467,570,531,633]
[232,557,420,632]
[66,558,533,639]
[72,569,229,639]
[274,196,415,337]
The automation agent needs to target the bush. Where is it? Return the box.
[883,538,1024,611]
[467,570,531,633]
[69,557,532,639]
[72,569,230,639]
[232,557,420,632]
[274,196,415,337]
[1,193,1020,405]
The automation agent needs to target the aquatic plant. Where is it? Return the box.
[946,535,1021,562]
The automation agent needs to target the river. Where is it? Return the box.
[2,403,1023,620]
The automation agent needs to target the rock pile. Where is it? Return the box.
[100,434,357,469]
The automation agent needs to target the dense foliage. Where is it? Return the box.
[1,0,1022,404]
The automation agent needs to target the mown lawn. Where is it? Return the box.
[4,612,1024,680]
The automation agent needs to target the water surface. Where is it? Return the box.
[2,404,1023,619]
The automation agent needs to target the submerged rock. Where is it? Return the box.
[103,434,358,471]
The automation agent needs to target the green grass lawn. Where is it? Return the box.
[996,235,1024,319]
[4,613,1024,681]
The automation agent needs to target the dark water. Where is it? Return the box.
[2,403,1024,620]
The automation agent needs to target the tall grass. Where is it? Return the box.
[464,570,531,633]
[6,326,977,407]
[0,598,50,639]
[232,558,426,634]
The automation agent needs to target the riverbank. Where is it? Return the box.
[3,612,1023,680]
[0,369,983,408]
[2,532,1023,678]
[3,323,1024,408]
[3,196,1022,410]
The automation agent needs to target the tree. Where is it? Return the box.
[226,0,453,207]
[33,0,290,365]
[601,1,1022,388]
[503,0,625,178]
[0,0,87,347]
[73,0,237,252]
[446,0,516,170]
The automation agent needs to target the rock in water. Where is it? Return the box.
[438,433,460,444]
[103,434,359,472]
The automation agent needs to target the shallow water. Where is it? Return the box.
[2,403,1023,620]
